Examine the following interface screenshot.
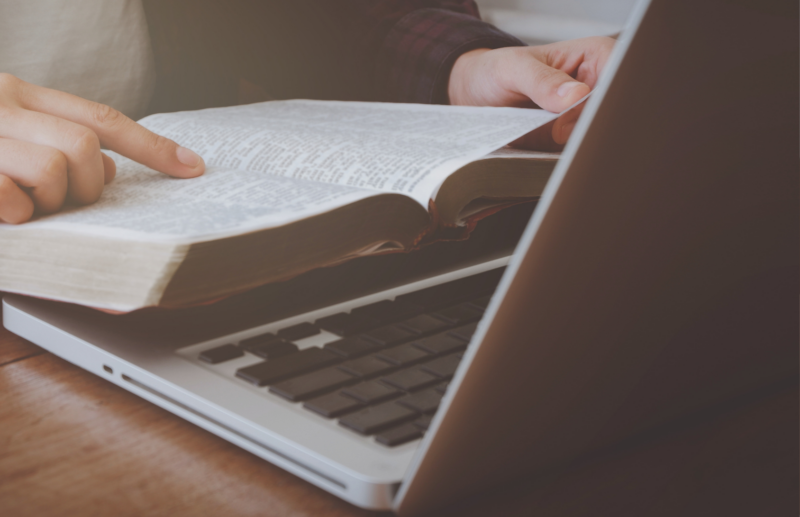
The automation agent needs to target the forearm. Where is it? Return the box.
[340,1,526,103]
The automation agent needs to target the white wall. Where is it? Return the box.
[476,0,638,24]
[475,0,639,44]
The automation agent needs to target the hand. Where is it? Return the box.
[0,73,205,224]
[447,37,615,150]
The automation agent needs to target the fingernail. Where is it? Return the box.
[176,146,201,167]
[557,81,583,98]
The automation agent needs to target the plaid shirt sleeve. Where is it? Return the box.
[341,1,526,104]
[377,7,526,104]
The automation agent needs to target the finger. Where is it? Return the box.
[0,107,104,204]
[0,137,69,213]
[503,51,591,113]
[0,174,35,224]
[513,93,588,150]
[19,84,204,178]
[509,119,564,152]
[564,37,616,88]
[101,152,116,184]
[551,101,586,145]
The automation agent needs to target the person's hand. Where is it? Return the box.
[447,36,615,151]
[0,73,205,224]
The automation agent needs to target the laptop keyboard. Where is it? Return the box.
[196,268,504,447]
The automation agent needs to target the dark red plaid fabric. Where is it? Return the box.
[377,6,525,103]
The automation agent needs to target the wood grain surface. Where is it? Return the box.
[0,303,796,517]
[0,327,44,366]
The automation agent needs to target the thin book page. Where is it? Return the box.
[7,156,377,243]
[481,147,561,160]
[141,100,560,206]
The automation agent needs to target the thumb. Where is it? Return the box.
[511,58,591,113]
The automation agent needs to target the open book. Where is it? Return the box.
[0,100,561,311]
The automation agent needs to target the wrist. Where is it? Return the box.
[447,48,491,105]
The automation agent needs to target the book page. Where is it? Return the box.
[481,147,561,161]
[7,154,377,243]
[140,100,559,207]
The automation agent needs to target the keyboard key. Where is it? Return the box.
[324,336,382,358]
[339,401,418,435]
[352,299,421,324]
[362,325,416,347]
[248,340,298,360]
[413,414,433,431]
[420,353,461,379]
[304,392,364,418]
[380,368,440,392]
[337,354,396,378]
[315,312,380,336]
[467,295,492,310]
[240,333,280,349]
[432,302,483,325]
[448,322,479,342]
[269,367,357,401]
[277,322,319,341]
[198,344,243,364]
[375,423,423,446]
[435,382,449,394]
[412,334,467,355]
[342,380,401,404]
[396,388,443,413]
[397,314,450,336]
[376,343,432,366]
[236,348,341,386]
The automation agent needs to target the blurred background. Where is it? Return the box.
[475,0,638,45]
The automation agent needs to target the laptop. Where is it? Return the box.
[3,0,796,514]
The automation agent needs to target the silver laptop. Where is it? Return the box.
[3,0,795,514]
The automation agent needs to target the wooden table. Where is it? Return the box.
[1,304,796,516]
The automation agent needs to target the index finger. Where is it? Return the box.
[19,83,204,179]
